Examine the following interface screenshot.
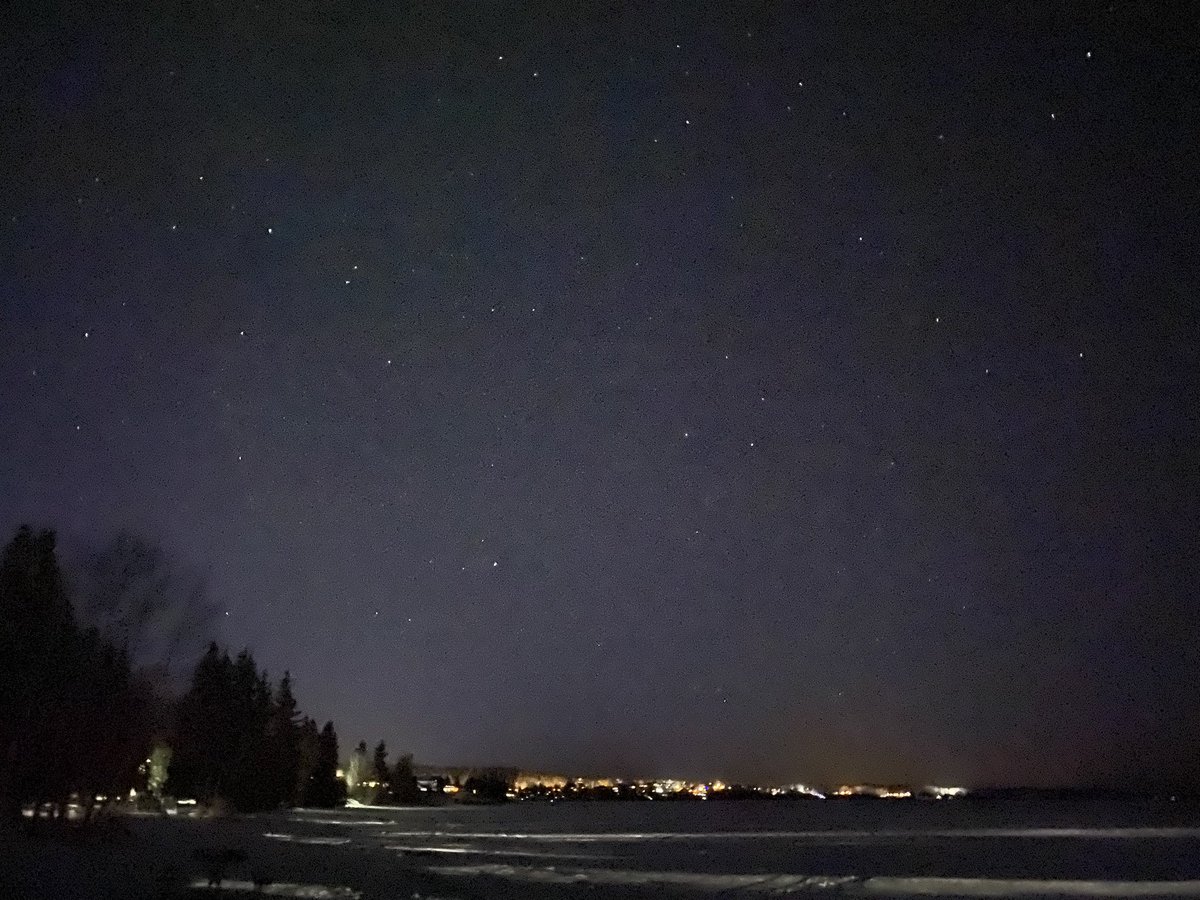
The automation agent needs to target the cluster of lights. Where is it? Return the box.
[357,768,966,803]
[832,784,967,799]
[509,776,830,800]
[925,785,968,799]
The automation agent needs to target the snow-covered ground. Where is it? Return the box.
[4,799,1200,899]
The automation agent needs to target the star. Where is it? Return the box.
[3,0,1188,797]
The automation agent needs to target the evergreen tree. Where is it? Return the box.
[372,741,390,797]
[266,672,301,808]
[294,716,322,806]
[391,752,420,803]
[0,526,150,820]
[304,722,345,808]
[167,642,338,811]
[0,527,72,814]
[0,524,345,820]
[166,643,231,803]
[167,644,278,810]
[226,650,274,810]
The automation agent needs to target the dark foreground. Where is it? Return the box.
[4,798,1200,899]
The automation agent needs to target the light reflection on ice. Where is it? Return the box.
[288,817,394,827]
[263,832,351,845]
[378,826,1200,842]
[187,878,361,897]
[864,876,1200,896]
[385,843,617,861]
[428,864,1200,896]
[430,865,856,892]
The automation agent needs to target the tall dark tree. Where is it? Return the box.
[167,644,281,811]
[226,650,274,810]
[166,643,233,803]
[0,527,72,816]
[266,673,302,807]
[304,722,345,808]
[372,741,389,798]
[391,752,420,804]
[294,716,322,806]
[0,526,150,821]
[168,642,338,811]
[0,524,343,820]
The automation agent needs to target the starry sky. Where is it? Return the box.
[2,1,1197,789]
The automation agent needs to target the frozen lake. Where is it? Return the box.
[265,797,1200,896]
[8,797,1200,898]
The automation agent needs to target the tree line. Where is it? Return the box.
[0,527,150,821]
[344,739,422,804]
[0,524,414,820]
[166,643,344,811]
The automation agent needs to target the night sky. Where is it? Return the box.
[2,2,1197,789]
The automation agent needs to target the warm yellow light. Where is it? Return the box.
[443,784,459,794]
